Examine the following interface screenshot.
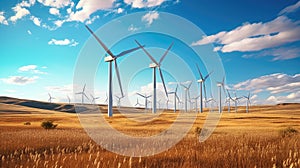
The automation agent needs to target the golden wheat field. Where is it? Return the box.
[0,97,299,168]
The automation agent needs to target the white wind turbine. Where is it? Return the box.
[244,92,251,113]
[216,77,226,113]
[135,40,173,114]
[191,95,200,113]
[76,84,89,104]
[135,98,143,107]
[85,25,143,117]
[226,89,231,112]
[206,92,217,112]
[136,93,152,110]
[48,93,55,103]
[90,94,100,104]
[196,64,213,113]
[168,85,180,113]
[67,95,71,104]
[228,90,243,113]
[180,82,192,112]
[115,95,124,108]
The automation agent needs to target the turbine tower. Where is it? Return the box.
[135,40,173,114]
[216,77,226,113]
[180,82,192,112]
[191,95,200,113]
[226,89,231,112]
[206,92,217,112]
[228,90,243,113]
[85,25,142,117]
[168,85,180,113]
[244,92,251,113]
[196,64,213,113]
[67,95,71,104]
[48,93,55,103]
[76,84,89,104]
[136,93,152,110]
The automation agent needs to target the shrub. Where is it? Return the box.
[41,121,57,129]
[24,122,31,125]
[279,127,298,138]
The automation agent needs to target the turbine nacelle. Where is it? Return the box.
[197,79,204,83]
[149,63,158,68]
[104,55,115,62]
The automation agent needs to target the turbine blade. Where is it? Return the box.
[116,46,144,58]
[159,42,173,64]
[196,64,204,80]
[135,40,159,65]
[158,67,168,97]
[114,61,124,97]
[83,93,89,100]
[204,71,213,80]
[203,82,207,100]
[136,93,146,98]
[83,84,86,92]
[85,25,115,57]
[175,84,178,93]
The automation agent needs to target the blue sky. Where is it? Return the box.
[0,0,299,106]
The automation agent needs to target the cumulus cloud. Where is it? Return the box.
[48,38,78,46]
[18,65,47,74]
[85,15,100,25]
[0,11,8,25]
[232,73,300,94]
[37,0,71,8]
[279,1,300,15]
[1,76,39,85]
[68,0,115,23]
[142,11,159,26]
[49,7,60,16]
[30,16,41,26]
[10,5,30,22]
[124,0,166,8]
[191,16,300,53]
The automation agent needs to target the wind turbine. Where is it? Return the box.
[228,90,243,113]
[85,25,143,117]
[135,98,143,107]
[226,89,231,112]
[76,84,89,104]
[180,81,192,112]
[216,77,226,113]
[135,40,173,114]
[48,93,55,103]
[115,95,124,108]
[90,94,100,104]
[104,93,108,104]
[206,92,217,112]
[244,92,251,113]
[168,85,180,113]
[157,99,162,110]
[196,64,213,113]
[136,93,152,110]
[191,95,200,113]
[67,95,71,104]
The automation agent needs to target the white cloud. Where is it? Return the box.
[49,7,60,16]
[232,73,300,94]
[18,65,47,74]
[37,0,71,8]
[279,1,300,15]
[128,24,140,32]
[142,11,159,26]
[10,5,30,22]
[53,20,65,27]
[124,0,166,8]
[48,38,78,46]
[116,8,124,14]
[191,16,300,53]
[1,76,39,85]
[68,0,115,23]
[30,16,41,26]
[0,11,8,25]
[27,30,32,35]
[85,15,99,25]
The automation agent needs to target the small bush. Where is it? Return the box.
[41,121,57,129]
[24,122,31,125]
[279,127,298,138]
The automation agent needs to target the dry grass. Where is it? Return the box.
[0,102,300,167]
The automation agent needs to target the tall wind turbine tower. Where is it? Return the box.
[244,92,251,113]
[135,40,173,114]
[168,85,180,113]
[48,93,55,103]
[196,64,212,113]
[180,82,192,112]
[85,25,142,117]
[216,78,226,113]
[76,84,89,104]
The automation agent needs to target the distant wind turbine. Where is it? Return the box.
[216,77,226,113]
[48,93,55,103]
[196,64,213,113]
[67,95,71,104]
[206,92,217,112]
[135,40,173,114]
[244,92,251,113]
[136,93,152,110]
[76,84,89,104]
[85,25,143,117]
[180,81,192,112]
[115,95,124,108]
[228,90,243,113]
[168,84,180,113]
[135,98,143,107]
[90,94,100,104]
